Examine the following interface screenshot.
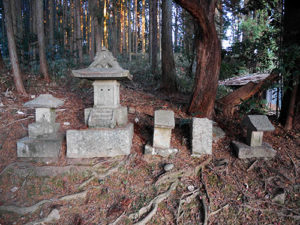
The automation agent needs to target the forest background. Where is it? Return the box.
[0,0,299,129]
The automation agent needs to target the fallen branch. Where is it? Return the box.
[247,160,259,172]
[129,181,178,225]
[209,204,229,217]
[25,209,60,225]
[109,211,126,225]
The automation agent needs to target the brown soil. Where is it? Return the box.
[0,73,299,225]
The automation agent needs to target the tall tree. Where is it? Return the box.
[141,0,146,54]
[36,0,50,81]
[49,0,54,48]
[174,0,221,118]
[3,0,27,95]
[279,0,300,130]
[0,50,5,71]
[151,0,158,74]
[161,0,177,92]
[75,0,83,63]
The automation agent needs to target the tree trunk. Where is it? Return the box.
[151,0,158,74]
[141,0,145,54]
[128,1,132,61]
[174,0,221,118]
[95,0,104,53]
[279,0,300,129]
[112,0,118,56]
[75,0,83,63]
[89,0,95,60]
[36,0,50,81]
[49,0,54,47]
[0,50,5,71]
[161,0,177,92]
[218,71,279,117]
[134,0,138,54]
[3,0,27,95]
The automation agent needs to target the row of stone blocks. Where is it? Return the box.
[17,94,133,159]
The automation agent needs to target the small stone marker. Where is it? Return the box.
[232,115,276,159]
[153,110,175,149]
[192,118,212,156]
[17,94,64,158]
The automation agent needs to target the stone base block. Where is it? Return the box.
[192,118,212,156]
[84,106,128,128]
[28,122,60,138]
[17,134,63,158]
[144,144,178,157]
[66,123,133,158]
[153,127,172,149]
[232,141,276,159]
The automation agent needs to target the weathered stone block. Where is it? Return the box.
[153,127,172,149]
[232,141,276,159]
[115,106,128,127]
[36,108,56,123]
[93,80,120,107]
[17,135,63,158]
[154,110,175,129]
[192,118,212,156]
[88,108,115,128]
[28,122,60,138]
[247,130,263,147]
[84,108,93,125]
[24,94,64,108]
[66,123,133,158]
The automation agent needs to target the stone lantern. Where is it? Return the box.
[66,48,133,158]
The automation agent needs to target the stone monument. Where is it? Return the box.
[232,115,276,159]
[191,118,212,157]
[17,94,64,158]
[67,47,133,158]
[144,110,178,157]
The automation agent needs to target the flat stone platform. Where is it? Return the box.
[66,123,133,158]
[72,68,132,80]
[232,141,276,159]
[17,134,63,158]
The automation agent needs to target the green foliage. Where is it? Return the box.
[216,85,233,99]
[239,97,268,115]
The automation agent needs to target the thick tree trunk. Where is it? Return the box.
[75,0,83,63]
[161,0,177,92]
[151,0,158,74]
[3,0,27,95]
[174,0,221,118]
[279,0,300,129]
[95,0,104,53]
[134,0,138,54]
[218,71,279,117]
[89,0,95,60]
[0,50,5,70]
[128,1,132,61]
[141,0,146,54]
[49,0,54,47]
[112,0,118,57]
[36,0,50,81]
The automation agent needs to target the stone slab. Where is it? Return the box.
[28,122,60,138]
[154,110,175,129]
[153,127,172,149]
[66,123,133,158]
[144,144,178,157]
[232,141,276,159]
[242,115,275,131]
[24,94,64,108]
[72,68,132,80]
[192,118,212,156]
[36,108,56,123]
[17,135,63,158]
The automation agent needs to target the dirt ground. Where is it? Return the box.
[0,73,299,225]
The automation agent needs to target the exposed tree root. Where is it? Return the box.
[25,209,60,225]
[0,200,51,215]
[209,204,229,217]
[79,158,127,189]
[155,157,211,187]
[128,181,178,225]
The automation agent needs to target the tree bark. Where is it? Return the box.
[217,71,279,117]
[151,0,158,74]
[141,0,146,54]
[0,50,5,71]
[134,0,138,54]
[49,0,54,47]
[161,0,177,92]
[279,0,300,129]
[89,0,95,60]
[174,0,221,118]
[3,0,27,95]
[75,0,83,63]
[36,0,50,81]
